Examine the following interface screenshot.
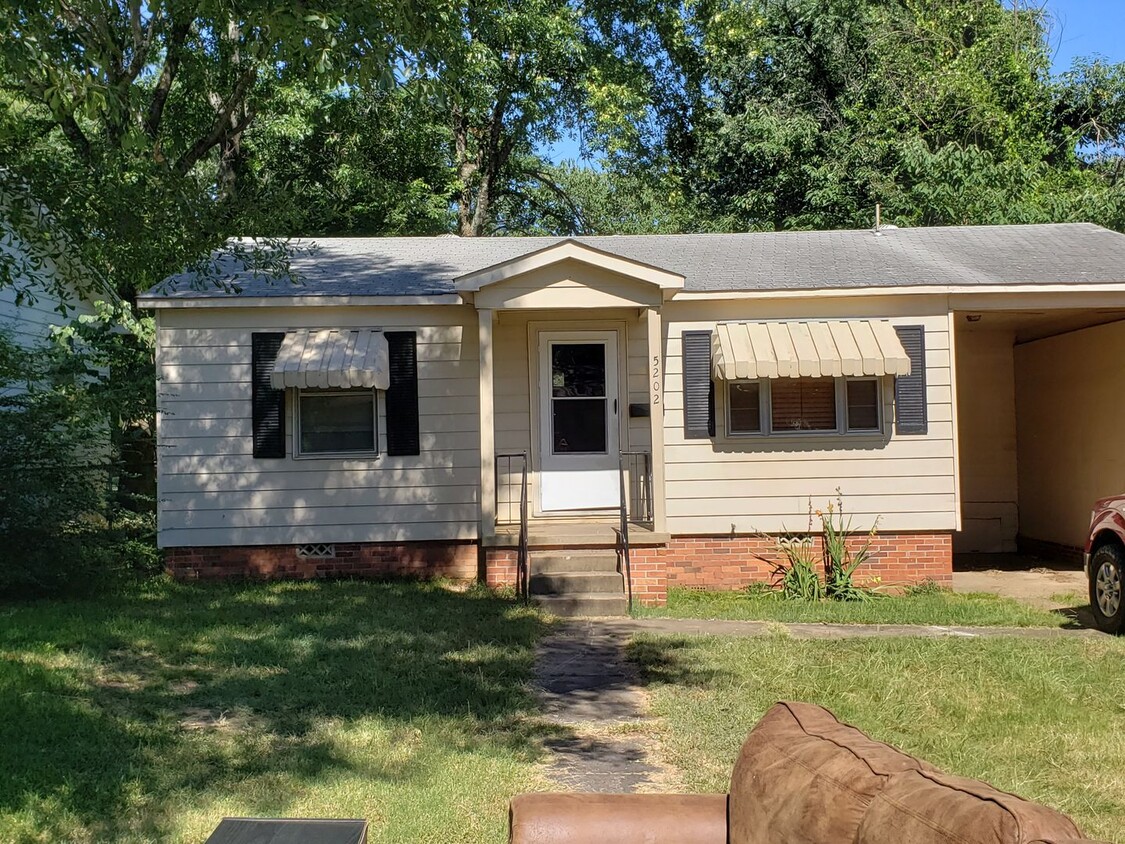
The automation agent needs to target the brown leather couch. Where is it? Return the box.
[510,701,1108,844]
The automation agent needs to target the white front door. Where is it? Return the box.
[538,331,620,511]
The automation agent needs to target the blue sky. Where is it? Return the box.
[544,0,1125,164]
[1048,0,1125,69]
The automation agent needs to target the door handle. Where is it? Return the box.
[614,399,618,414]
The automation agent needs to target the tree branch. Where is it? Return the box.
[124,0,160,83]
[531,169,586,233]
[174,65,258,174]
[145,19,191,139]
[59,112,92,160]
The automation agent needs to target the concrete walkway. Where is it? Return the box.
[614,616,1102,639]
[532,612,1103,792]
[534,620,663,792]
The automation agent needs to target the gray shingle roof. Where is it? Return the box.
[140,223,1125,301]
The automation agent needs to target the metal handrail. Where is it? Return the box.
[615,449,652,613]
[496,451,529,602]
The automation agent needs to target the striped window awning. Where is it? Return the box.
[711,320,911,380]
[269,329,390,390]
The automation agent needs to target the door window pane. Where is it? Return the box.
[299,392,377,453]
[552,398,607,453]
[846,379,880,431]
[771,378,837,431]
[552,343,606,397]
[728,382,762,433]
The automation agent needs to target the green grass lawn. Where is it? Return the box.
[629,632,1125,843]
[0,579,552,844]
[638,586,1070,627]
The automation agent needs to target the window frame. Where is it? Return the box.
[725,379,767,437]
[294,388,381,459]
[724,377,885,438]
[843,376,882,433]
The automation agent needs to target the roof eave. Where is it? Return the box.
[136,293,465,309]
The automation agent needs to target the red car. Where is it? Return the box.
[1085,495,1125,633]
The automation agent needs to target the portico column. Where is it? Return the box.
[478,308,497,539]
[646,307,668,533]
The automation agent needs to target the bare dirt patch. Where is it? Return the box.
[178,707,263,733]
[952,569,1086,611]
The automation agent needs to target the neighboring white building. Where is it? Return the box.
[139,224,1125,607]
[0,186,102,362]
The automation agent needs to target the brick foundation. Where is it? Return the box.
[167,531,951,603]
[484,548,519,588]
[660,533,953,592]
[165,541,478,581]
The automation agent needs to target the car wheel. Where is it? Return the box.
[1089,543,1125,634]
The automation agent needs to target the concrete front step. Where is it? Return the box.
[534,594,629,617]
[531,552,619,575]
[530,571,624,595]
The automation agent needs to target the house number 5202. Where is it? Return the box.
[651,355,661,405]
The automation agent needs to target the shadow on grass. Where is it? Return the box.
[0,579,563,840]
[625,635,732,690]
[1052,603,1100,631]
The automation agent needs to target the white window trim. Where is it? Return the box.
[294,388,381,459]
[725,377,885,438]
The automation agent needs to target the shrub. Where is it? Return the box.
[757,493,880,603]
[0,334,112,595]
[820,494,878,602]
[772,534,825,601]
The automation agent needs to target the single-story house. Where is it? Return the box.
[139,223,1125,606]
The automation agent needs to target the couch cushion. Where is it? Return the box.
[856,770,1085,844]
[509,793,728,844]
[729,701,936,844]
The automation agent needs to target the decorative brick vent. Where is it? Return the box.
[296,543,336,559]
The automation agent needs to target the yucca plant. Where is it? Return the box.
[757,501,825,600]
[775,534,825,601]
[820,492,879,602]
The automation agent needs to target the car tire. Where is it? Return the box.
[1089,543,1125,634]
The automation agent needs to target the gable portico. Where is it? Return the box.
[457,241,682,543]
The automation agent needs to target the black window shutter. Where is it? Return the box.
[682,330,715,439]
[385,331,420,456]
[251,333,286,458]
[894,325,928,435]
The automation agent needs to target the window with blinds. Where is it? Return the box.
[771,378,837,432]
[725,377,884,436]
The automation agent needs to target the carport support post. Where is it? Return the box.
[479,308,497,541]
[647,307,667,533]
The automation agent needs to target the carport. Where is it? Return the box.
[953,303,1125,564]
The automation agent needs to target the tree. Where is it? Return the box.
[422,0,587,236]
[580,0,1125,232]
[0,0,452,300]
[491,162,730,234]
[236,84,456,236]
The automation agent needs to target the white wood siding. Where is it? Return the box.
[1,233,97,397]
[661,297,958,534]
[156,305,481,547]
[156,291,959,547]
